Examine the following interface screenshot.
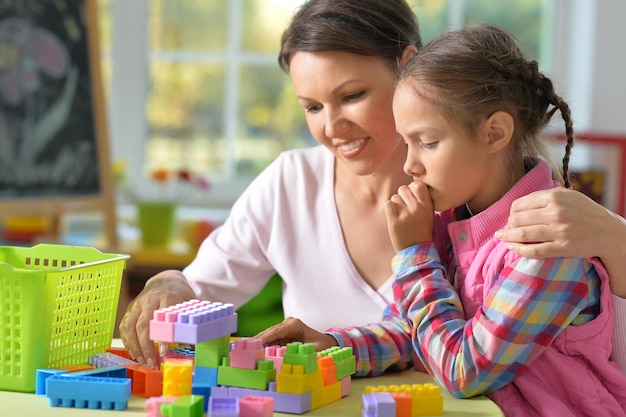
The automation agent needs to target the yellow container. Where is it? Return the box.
[0,244,130,392]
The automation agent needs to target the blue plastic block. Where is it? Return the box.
[36,369,66,396]
[194,366,218,386]
[46,374,131,411]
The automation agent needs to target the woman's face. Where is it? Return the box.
[289,50,404,176]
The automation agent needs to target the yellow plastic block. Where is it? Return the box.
[162,359,194,396]
[363,383,444,416]
[310,380,342,410]
[277,364,323,394]
[412,383,443,416]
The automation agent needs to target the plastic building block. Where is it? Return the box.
[282,342,318,374]
[145,396,178,417]
[264,345,286,373]
[126,364,163,397]
[276,363,323,394]
[208,397,239,417]
[56,364,96,372]
[310,380,342,410]
[36,369,66,396]
[46,374,131,410]
[341,376,352,397]
[161,395,205,417]
[239,396,274,417]
[362,391,396,417]
[318,355,337,386]
[211,382,313,415]
[162,358,194,397]
[364,383,444,416]
[195,335,230,368]
[391,392,413,417]
[106,347,134,360]
[89,352,139,368]
[150,300,237,344]
[217,359,276,390]
[194,365,219,386]
[318,346,356,380]
[230,338,265,369]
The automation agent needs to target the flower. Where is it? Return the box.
[114,159,211,204]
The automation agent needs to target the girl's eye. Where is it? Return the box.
[344,91,365,102]
[420,142,438,149]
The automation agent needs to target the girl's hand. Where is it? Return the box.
[254,317,338,352]
[118,270,197,368]
[384,180,434,252]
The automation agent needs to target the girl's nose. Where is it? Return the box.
[403,152,425,178]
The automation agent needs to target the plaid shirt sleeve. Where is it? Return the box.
[325,303,417,377]
[392,241,597,398]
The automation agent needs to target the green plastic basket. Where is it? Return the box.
[0,244,130,392]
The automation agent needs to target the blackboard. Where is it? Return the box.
[0,0,117,247]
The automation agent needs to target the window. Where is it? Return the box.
[102,0,553,208]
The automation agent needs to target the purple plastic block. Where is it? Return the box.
[208,397,239,417]
[209,386,230,398]
[362,392,395,417]
[89,352,139,368]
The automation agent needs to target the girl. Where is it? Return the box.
[387,25,626,416]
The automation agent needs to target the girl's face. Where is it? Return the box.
[392,80,498,213]
[289,51,404,176]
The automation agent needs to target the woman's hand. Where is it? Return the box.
[384,181,434,252]
[497,188,626,297]
[118,270,197,368]
[254,317,339,352]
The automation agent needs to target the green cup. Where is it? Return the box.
[137,202,176,246]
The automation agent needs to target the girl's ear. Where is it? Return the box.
[399,45,418,68]
[483,111,515,152]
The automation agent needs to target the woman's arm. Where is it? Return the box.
[496,188,626,297]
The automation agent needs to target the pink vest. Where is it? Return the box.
[446,160,626,416]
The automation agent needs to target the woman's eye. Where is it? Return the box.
[305,105,321,114]
[344,91,365,102]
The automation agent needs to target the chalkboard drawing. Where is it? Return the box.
[0,5,99,198]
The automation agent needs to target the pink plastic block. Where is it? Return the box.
[145,396,177,417]
[340,376,351,397]
[230,339,265,369]
[264,345,286,373]
[239,396,274,417]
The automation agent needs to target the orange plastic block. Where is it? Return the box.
[391,392,412,417]
[318,356,337,386]
[57,364,95,373]
[162,358,193,397]
[126,364,163,397]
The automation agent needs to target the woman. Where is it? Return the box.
[119,0,626,373]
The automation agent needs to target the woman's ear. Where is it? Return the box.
[399,45,418,68]
[483,111,515,152]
